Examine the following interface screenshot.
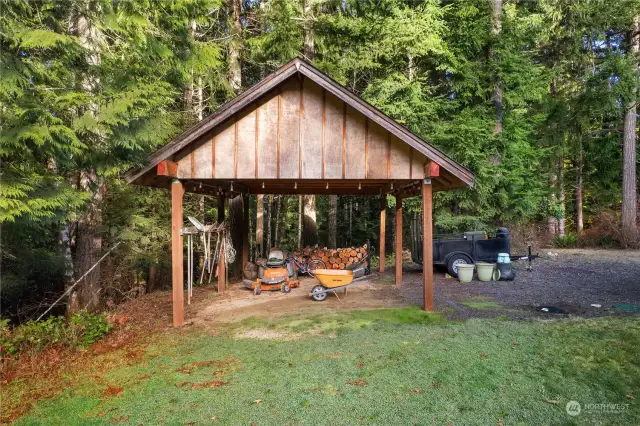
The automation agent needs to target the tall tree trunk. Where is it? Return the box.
[303,0,314,60]
[229,195,244,277]
[547,79,561,238]
[73,171,104,312]
[407,55,415,82]
[301,0,318,247]
[349,198,353,246]
[303,195,318,246]
[490,0,503,135]
[227,0,245,272]
[328,195,337,248]
[576,148,584,233]
[279,196,288,247]
[184,77,194,120]
[48,157,75,299]
[558,158,566,238]
[228,0,242,91]
[196,76,203,121]
[266,195,272,251]
[256,194,264,257]
[69,1,103,313]
[342,197,349,247]
[186,20,207,226]
[184,20,197,122]
[297,195,302,249]
[622,16,639,245]
[274,196,281,246]
[549,169,559,236]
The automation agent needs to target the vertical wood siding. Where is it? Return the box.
[176,76,424,180]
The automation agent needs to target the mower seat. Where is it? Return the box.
[266,249,286,268]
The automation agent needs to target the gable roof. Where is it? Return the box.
[125,58,473,187]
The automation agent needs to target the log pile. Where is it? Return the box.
[292,243,368,270]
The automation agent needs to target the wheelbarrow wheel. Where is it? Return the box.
[254,285,262,296]
[311,285,328,302]
[282,282,291,293]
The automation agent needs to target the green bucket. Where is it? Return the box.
[457,264,475,283]
[475,262,496,282]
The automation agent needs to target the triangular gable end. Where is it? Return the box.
[126,58,473,192]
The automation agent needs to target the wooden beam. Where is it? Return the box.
[190,151,195,178]
[425,161,440,178]
[277,88,282,179]
[158,160,178,178]
[365,119,369,179]
[171,179,184,327]
[211,135,216,178]
[387,132,391,178]
[322,89,326,179]
[242,194,249,269]
[342,102,347,179]
[422,179,433,311]
[254,103,259,178]
[395,192,402,286]
[298,77,303,179]
[409,149,413,178]
[379,195,386,272]
[234,116,239,178]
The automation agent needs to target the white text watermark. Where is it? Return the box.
[566,400,630,416]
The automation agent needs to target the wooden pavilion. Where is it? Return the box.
[126,58,474,327]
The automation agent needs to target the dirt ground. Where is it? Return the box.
[192,275,405,326]
[187,248,640,324]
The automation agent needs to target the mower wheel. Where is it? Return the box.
[311,285,328,302]
[282,283,291,293]
[254,285,261,296]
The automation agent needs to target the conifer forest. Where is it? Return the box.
[1,0,639,320]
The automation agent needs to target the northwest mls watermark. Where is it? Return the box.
[566,400,630,416]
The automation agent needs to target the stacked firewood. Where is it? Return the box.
[292,243,368,270]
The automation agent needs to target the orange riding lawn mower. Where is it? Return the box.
[243,249,300,295]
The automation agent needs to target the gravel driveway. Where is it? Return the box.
[397,249,640,320]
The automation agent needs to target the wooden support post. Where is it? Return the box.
[256,194,264,258]
[379,196,386,273]
[242,194,249,269]
[395,193,403,286]
[171,179,184,327]
[422,179,434,311]
[217,194,226,293]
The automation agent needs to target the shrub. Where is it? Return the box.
[0,311,111,356]
[577,210,639,248]
[70,311,113,347]
[552,234,578,248]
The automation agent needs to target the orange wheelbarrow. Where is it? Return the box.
[309,269,362,301]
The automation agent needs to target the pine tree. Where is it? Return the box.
[621,15,639,245]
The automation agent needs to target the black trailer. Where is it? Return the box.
[410,217,511,278]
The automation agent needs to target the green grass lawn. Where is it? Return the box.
[11,309,640,425]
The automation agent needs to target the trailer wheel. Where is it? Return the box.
[311,285,328,301]
[282,282,291,293]
[254,285,262,296]
[447,254,473,278]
